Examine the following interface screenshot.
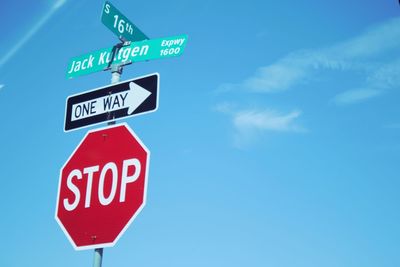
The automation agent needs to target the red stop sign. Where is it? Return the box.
[55,123,149,250]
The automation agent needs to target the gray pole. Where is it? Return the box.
[111,64,123,84]
[92,64,123,267]
[93,248,103,267]
[108,64,123,124]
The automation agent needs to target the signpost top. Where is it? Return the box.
[101,1,148,42]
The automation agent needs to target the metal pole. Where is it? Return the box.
[111,64,123,84]
[93,248,103,267]
[92,64,123,267]
[107,64,123,124]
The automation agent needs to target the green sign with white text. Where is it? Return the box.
[101,1,148,42]
[66,34,188,79]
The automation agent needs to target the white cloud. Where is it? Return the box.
[0,0,68,67]
[214,102,236,114]
[366,59,400,89]
[217,105,306,147]
[330,17,400,60]
[334,58,400,104]
[234,109,305,133]
[243,59,307,93]
[333,88,381,105]
[215,17,400,147]
[221,17,400,104]
[0,84,4,90]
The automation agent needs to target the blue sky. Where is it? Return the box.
[0,0,399,266]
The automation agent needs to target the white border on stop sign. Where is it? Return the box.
[54,122,150,250]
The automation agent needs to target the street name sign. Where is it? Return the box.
[66,34,187,79]
[64,73,159,131]
[101,1,148,42]
[55,123,149,250]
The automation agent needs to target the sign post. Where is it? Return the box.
[93,248,103,267]
[92,60,123,267]
[58,1,187,266]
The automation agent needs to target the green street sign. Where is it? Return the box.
[66,34,188,79]
[101,1,148,42]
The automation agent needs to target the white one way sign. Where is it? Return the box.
[71,82,151,121]
[64,73,159,131]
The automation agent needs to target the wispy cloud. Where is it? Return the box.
[334,58,400,105]
[366,59,400,89]
[220,17,400,104]
[0,0,68,67]
[0,84,4,90]
[333,88,381,105]
[384,123,400,129]
[216,104,306,147]
[243,57,308,93]
[331,17,400,60]
[215,17,400,147]
[233,109,305,133]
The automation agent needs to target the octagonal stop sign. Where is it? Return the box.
[55,123,149,250]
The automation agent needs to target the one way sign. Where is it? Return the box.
[64,73,159,131]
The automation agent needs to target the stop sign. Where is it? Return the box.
[55,123,149,250]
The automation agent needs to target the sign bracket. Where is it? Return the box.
[103,41,132,72]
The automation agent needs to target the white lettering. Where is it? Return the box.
[117,48,124,61]
[67,61,76,74]
[98,162,118,206]
[139,45,148,56]
[161,38,185,47]
[104,3,110,14]
[83,58,89,70]
[122,48,131,61]
[106,52,113,63]
[120,158,141,202]
[62,159,143,209]
[99,52,108,65]
[73,61,82,72]
[131,46,140,57]
[83,166,99,208]
[87,55,94,68]
[63,169,81,211]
